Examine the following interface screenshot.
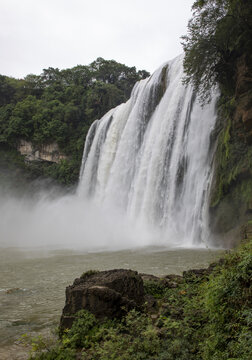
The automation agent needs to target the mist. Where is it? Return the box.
[0,57,220,252]
[0,179,216,252]
[0,173,158,251]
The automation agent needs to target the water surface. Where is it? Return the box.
[0,246,224,359]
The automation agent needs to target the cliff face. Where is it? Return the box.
[234,54,252,144]
[209,53,252,245]
[18,140,67,163]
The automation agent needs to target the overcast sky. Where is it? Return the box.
[1,0,194,79]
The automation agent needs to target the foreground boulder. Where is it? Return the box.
[60,269,144,331]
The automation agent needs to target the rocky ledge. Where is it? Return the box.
[60,261,222,333]
[18,139,67,163]
[60,269,144,331]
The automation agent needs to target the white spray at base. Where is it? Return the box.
[0,55,218,250]
[78,55,218,247]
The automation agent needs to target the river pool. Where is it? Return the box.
[0,246,225,359]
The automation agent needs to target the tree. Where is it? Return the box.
[0,58,149,184]
[85,81,124,120]
[24,74,44,98]
[6,96,40,142]
[181,0,252,102]
[0,76,16,106]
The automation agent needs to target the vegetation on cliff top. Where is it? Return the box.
[182,0,252,102]
[182,0,252,232]
[0,58,149,184]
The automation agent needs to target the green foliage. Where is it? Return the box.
[5,96,41,143]
[0,58,149,184]
[31,310,161,360]
[28,239,252,359]
[181,0,252,230]
[201,241,252,359]
[80,269,100,279]
[0,75,28,106]
[41,159,79,185]
[157,239,252,360]
[85,81,124,121]
[62,310,98,349]
[32,348,76,360]
[210,93,252,209]
[94,310,160,360]
[143,280,166,298]
[182,0,252,102]
[20,333,76,360]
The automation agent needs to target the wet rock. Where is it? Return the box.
[60,269,144,331]
[164,274,183,283]
[140,273,182,289]
[183,258,225,281]
[140,273,160,282]
[162,274,183,288]
[183,268,209,278]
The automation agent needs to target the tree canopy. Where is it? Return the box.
[182,0,252,102]
[0,58,149,184]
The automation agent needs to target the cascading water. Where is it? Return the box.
[0,55,224,360]
[78,55,218,247]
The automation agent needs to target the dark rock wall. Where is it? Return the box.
[60,269,144,331]
[209,53,252,245]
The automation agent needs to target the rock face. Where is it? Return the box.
[60,263,228,333]
[209,53,252,242]
[18,139,67,163]
[60,269,144,331]
[140,273,183,288]
[234,54,252,145]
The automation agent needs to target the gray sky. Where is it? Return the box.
[0,0,194,78]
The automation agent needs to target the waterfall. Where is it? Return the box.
[78,55,218,247]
